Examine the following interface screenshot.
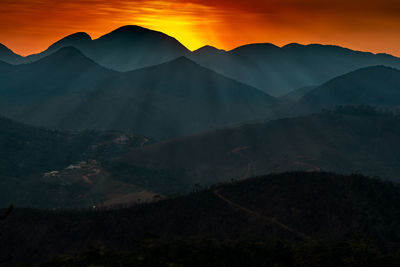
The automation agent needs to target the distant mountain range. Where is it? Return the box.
[2,26,190,71]
[3,25,400,97]
[189,43,400,96]
[2,25,400,206]
[0,46,278,140]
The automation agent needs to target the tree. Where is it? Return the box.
[0,205,13,264]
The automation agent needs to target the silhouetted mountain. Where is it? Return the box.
[2,172,400,265]
[24,32,92,63]
[300,66,400,110]
[0,47,279,140]
[189,43,400,96]
[0,114,154,208]
[23,25,190,70]
[0,43,24,64]
[106,106,400,195]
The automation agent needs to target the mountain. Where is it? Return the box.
[0,43,24,64]
[0,47,279,140]
[24,25,190,71]
[0,114,155,208]
[24,32,92,63]
[188,43,400,96]
[300,66,400,110]
[2,172,400,265]
[280,85,317,102]
[105,106,400,195]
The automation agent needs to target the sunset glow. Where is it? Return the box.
[1,0,400,56]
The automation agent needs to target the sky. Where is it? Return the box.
[1,0,400,56]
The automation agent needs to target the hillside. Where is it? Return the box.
[1,172,400,265]
[0,43,24,64]
[300,66,400,110]
[189,43,400,96]
[0,47,279,140]
[0,115,154,208]
[106,106,400,195]
[23,25,190,71]
[280,85,317,102]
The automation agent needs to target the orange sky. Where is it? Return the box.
[1,0,400,56]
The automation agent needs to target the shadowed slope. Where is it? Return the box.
[0,43,24,64]
[107,107,400,194]
[0,48,279,140]
[300,66,400,110]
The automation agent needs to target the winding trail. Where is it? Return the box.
[213,189,313,242]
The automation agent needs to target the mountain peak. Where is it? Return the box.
[282,43,356,54]
[193,45,226,54]
[61,32,91,41]
[0,43,12,52]
[34,46,95,66]
[112,25,153,33]
[229,43,281,56]
[0,43,24,64]
[48,32,92,50]
[96,25,189,51]
[98,25,168,40]
[335,65,398,76]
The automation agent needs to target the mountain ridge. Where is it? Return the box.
[189,42,400,96]
[0,47,279,140]
[300,65,400,110]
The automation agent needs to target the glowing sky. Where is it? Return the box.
[1,0,400,56]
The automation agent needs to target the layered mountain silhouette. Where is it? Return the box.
[0,47,278,140]
[23,25,190,70]
[189,43,400,96]
[300,66,400,110]
[107,106,400,194]
[0,43,24,64]
[4,25,400,96]
[23,32,92,63]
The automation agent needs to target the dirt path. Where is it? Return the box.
[213,189,313,242]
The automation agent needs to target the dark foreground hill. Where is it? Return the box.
[189,43,400,96]
[0,115,155,208]
[0,47,278,140]
[1,172,400,265]
[106,106,400,195]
